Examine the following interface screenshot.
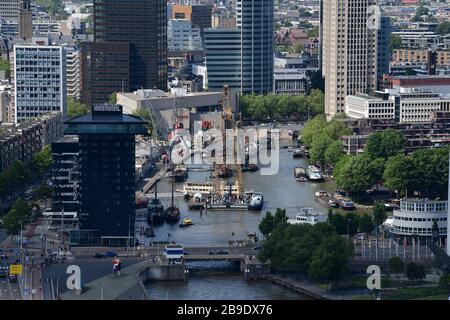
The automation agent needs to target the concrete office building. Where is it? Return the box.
[65,104,147,247]
[66,46,81,101]
[0,0,19,21]
[171,4,212,34]
[168,19,203,51]
[322,0,379,119]
[12,41,67,124]
[93,0,167,92]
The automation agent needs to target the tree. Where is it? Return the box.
[358,214,375,234]
[0,58,10,79]
[328,210,347,235]
[344,212,359,237]
[132,107,153,135]
[439,275,450,290]
[2,198,32,235]
[301,115,327,146]
[411,5,430,22]
[390,34,403,52]
[383,154,415,196]
[32,145,52,177]
[324,141,344,168]
[307,26,319,38]
[67,97,89,117]
[334,155,384,194]
[405,262,426,281]
[365,129,405,159]
[389,256,405,278]
[308,235,353,289]
[109,92,117,104]
[259,211,275,237]
[306,70,324,92]
[309,133,332,167]
[373,201,387,234]
[436,21,450,35]
[299,8,312,18]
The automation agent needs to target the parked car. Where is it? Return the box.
[9,274,18,283]
[216,250,230,255]
[93,253,105,259]
[105,252,118,258]
[208,251,215,255]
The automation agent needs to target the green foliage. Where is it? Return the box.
[132,107,153,135]
[365,129,405,159]
[436,21,450,35]
[258,208,288,237]
[32,145,52,175]
[309,133,332,167]
[299,8,312,18]
[301,115,327,147]
[67,97,89,117]
[383,147,449,198]
[334,155,385,194]
[390,34,403,52]
[324,140,345,167]
[2,198,32,235]
[389,256,405,274]
[307,26,319,38]
[258,220,352,285]
[240,90,324,121]
[405,263,426,281]
[411,5,430,22]
[328,210,359,236]
[308,235,354,283]
[306,69,324,92]
[438,275,450,290]
[109,92,117,104]
[358,214,375,234]
[293,43,304,54]
[373,201,387,230]
[36,0,68,19]
[0,58,10,78]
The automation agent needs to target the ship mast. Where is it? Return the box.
[213,85,243,199]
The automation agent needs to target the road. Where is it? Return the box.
[0,276,21,300]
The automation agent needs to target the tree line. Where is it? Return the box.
[333,129,449,198]
[258,208,354,288]
[239,90,324,121]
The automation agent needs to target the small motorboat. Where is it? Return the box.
[179,219,194,228]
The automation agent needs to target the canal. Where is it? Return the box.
[141,125,337,246]
[142,125,335,300]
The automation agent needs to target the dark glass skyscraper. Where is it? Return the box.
[237,0,274,94]
[93,0,167,91]
[65,105,147,247]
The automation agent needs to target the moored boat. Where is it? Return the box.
[248,192,264,211]
[294,166,307,182]
[174,164,188,182]
[287,208,327,225]
[179,219,194,228]
[306,165,324,182]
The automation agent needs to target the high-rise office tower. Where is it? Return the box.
[18,0,32,41]
[93,0,167,92]
[13,41,67,124]
[65,104,147,247]
[236,0,274,94]
[322,0,379,120]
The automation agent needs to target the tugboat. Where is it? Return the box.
[248,192,264,211]
[165,170,181,224]
[173,164,188,182]
[147,181,165,225]
[294,166,307,182]
[179,219,194,228]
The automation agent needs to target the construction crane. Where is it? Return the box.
[212,85,244,200]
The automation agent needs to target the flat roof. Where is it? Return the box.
[65,113,146,125]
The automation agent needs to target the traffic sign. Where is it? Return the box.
[9,264,23,275]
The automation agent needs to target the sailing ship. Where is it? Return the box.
[165,167,181,224]
[147,181,165,225]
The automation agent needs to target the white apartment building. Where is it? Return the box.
[322,0,379,119]
[346,90,450,124]
[0,0,19,21]
[12,41,67,124]
[168,19,203,51]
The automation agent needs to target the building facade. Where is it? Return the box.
[236,0,274,94]
[392,199,448,239]
[18,0,31,41]
[65,104,147,247]
[168,19,203,52]
[13,43,67,124]
[0,0,19,21]
[93,0,167,92]
[80,42,130,106]
[172,4,212,34]
[322,0,379,119]
[66,46,81,101]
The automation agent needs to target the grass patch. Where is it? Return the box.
[384,286,449,300]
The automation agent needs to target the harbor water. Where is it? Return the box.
[142,125,336,300]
